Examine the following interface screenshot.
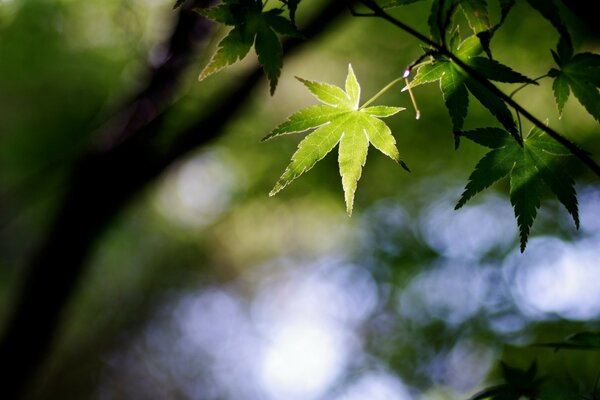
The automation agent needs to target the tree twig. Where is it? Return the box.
[358,0,600,177]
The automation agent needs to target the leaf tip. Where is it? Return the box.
[400,160,411,172]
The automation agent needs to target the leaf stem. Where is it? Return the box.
[509,74,550,98]
[357,0,600,179]
[405,78,421,119]
[360,76,405,108]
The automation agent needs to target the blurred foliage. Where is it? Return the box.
[1,0,600,399]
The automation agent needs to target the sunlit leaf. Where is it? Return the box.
[461,0,490,34]
[264,65,407,215]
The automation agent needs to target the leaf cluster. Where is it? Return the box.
[186,0,599,251]
[193,0,301,94]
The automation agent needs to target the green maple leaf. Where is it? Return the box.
[408,34,534,145]
[263,64,408,215]
[550,52,600,121]
[198,0,300,94]
[456,125,579,252]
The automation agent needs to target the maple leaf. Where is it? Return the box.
[407,34,534,146]
[456,125,579,251]
[197,0,300,94]
[263,64,408,215]
[550,51,600,122]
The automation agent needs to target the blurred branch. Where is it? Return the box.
[0,1,352,398]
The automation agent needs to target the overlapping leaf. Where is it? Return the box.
[550,51,600,122]
[197,0,300,94]
[279,0,301,26]
[456,125,579,251]
[264,65,408,215]
[407,34,533,145]
[476,0,515,58]
[427,0,459,43]
[460,0,490,34]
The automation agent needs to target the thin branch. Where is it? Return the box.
[509,73,550,98]
[357,0,600,178]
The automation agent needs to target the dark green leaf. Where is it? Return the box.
[468,57,536,84]
[255,24,283,95]
[510,148,543,252]
[197,2,300,94]
[458,125,578,251]
[428,0,459,43]
[455,141,516,209]
[565,76,600,123]
[552,73,570,115]
[173,0,185,9]
[264,12,302,37]
[459,127,511,148]
[197,4,237,25]
[498,0,516,23]
[441,65,468,131]
[464,77,518,138]
[287,0,300,26]
[553,51,600,122]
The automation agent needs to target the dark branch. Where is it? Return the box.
[0,2,352,398]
